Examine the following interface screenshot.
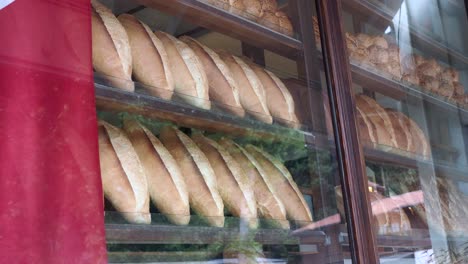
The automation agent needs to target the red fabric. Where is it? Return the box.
[0,0,107,263]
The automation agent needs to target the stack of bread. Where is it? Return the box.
[355,95,431,158]
[345,32,467,106]
[205,0,294,37]
[91,2,300,127]
[98,118,312,228]
[335,186,411,236]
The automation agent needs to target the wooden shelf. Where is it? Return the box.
[136,0,303,59]
[95,81,325,146]
[105,223,326,245]
[342,0,468,69]
[350,62,468,117]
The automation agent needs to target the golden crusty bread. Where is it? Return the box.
[356,108,377,146]
[245,145,312,224]
[155,31,211,110]
[257,10,294,37]
[248,63,299,127]
[219,138,289,229]
[91,0,134,91]
[98,121,150,224]
[192,134,258,228]
[355,95,397,149]
[243,0,262,18]
[180,36,244,117]
[123,119,190,225]
[219,51,272,123]
[159,127,224,227]
[385,109,413,153]
[118,14,174,99]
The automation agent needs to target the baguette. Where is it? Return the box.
[245,145,312,224]
[193,134,258,228]
[91,0,133,91]
[159,127,224,227]
[248,63,299,127]
[219,138,289,229]
[123,119,190,225]
[98,121,150,224]
[118,14,174,99]
[180,36,244,117]
[219,51,272,123]
[155,31,210,110]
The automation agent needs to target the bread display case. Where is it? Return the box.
[92,0,353,263]
[4,0,468,263]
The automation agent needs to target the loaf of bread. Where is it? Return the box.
[219,138,289,229]
[245,145,312,224]
[385,109,414,153]
[123,119,190,225]
[248,63,299,127]
[258,11,294,37]
[180,36,245,117]
[118,14,174,99]
[91,0,134,91]
[159,126,224,227]
[155,31,211,110]
[192,134,258,228]
[98,121,150,224]
[219,51,272,123]
[355,95,397,149]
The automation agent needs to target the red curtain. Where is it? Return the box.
[0,0,107,263]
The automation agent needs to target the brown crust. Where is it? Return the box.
[245,145,312,224]
[118,14,174,99]
[193,134,258,228]
[159,127,224,227]
[123,119,190,225]
[98,121,150,224]
[219,138,290,229]
[180,36,244,117]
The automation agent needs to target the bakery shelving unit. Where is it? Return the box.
[137,0,303,59]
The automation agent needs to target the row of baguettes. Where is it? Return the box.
[91,0,299,127]
[98,119,312,228]
[205,0,294,37]
[355,95,431,158]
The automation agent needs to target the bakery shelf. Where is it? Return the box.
[136,0,303,60]
[105,224,326,246]
[342,0,468,69]
[95,82,323,146]
[350,61,468,118]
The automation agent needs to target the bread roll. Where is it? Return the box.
[118,14,174,99]
[98,121,150,224]
[368,45,389,65]
[159,127,224,227]
[276,11,294,37]
[245,145,312,224]
[155,31,210,110]
[180,36,244,117]
[219,138,289,229]
[123,119,190,225]
[249,63,299,127]
[228,0,245,15]
[355,95,397,149]
[219,52,272,123]
[243,0,262,17]
[258,11,294,37]
[192,134,258,228]
[92,0,133,91]
[356,33,373,48]
[260,0,278,13]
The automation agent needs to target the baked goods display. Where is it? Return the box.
[91,0,134,91]
[203,0,294,37]
[91,2,301,128]
[355,94,431,158]
[98,121,150,224]
[118,14,174,100]
[345,32,468,106]
[98,119,312,228]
